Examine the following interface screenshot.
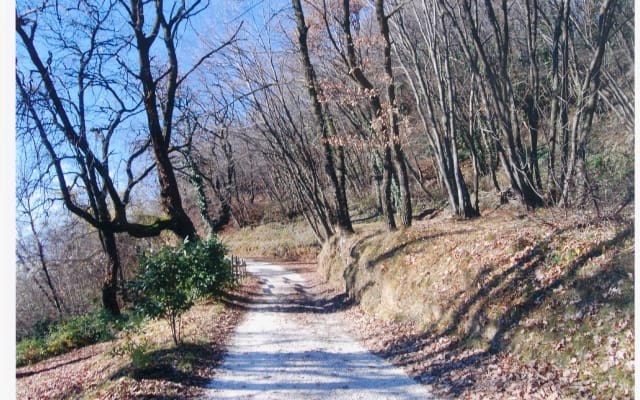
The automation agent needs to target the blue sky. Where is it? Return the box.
[12,0,289,217]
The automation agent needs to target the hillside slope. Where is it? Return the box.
[318,208,633,399]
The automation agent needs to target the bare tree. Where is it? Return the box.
[557,0,619,206]
[373,0,413,227]
[174,91,239,237]
[17,0,146,314]
[16,205,65,319]
[234,40,338,242]
[438,0,546,208]
[16,0,235,314]
[15,110,66,319]
[332,0,407,230]
[292,0,355,234]
[391,0,479,217]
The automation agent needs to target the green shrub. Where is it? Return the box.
[45,310,115,355]
[16,310,122,367]
[31,318,55,339]
[129,237,232,344]
[16,337,46,366]
[129,340,153,370]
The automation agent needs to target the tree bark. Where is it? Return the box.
[382,146,397,230]
[99,230,121,316]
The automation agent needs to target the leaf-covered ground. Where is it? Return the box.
[345,307,633,399]
[16,276,261,400]
[317,207,634,399]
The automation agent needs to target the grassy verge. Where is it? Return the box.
[87,299,239,399]
[319,208,634,399]
[220,220,320,261]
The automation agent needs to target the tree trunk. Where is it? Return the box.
[99,230,121,316]
[482,129,501,193]
[391,2,476,218]
[373,157,384,215]
[375,0,412,228]
[292,0,354,235]
[382,146,397,230]
[131,0,199,241]
[559,0,616,207]
[444,0,544,209]
[334,139,354,233]
[544,0,568,200]
[525,0,542,190]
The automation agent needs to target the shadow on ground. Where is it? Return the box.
[359,223,633,398]
[219,270,355,315]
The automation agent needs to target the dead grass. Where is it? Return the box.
[220,220,320,261]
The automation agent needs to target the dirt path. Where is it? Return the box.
[206,260,435,399]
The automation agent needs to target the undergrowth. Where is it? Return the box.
[81,280,256,399]
[16,310,144,367]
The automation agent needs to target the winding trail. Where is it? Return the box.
[206,260,435,399]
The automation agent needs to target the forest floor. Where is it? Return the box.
[316,210,634,399]
[15,260,436,399]
[223,206,634,399]
[250,259,634,400]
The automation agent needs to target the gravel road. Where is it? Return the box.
[206,260,435,399]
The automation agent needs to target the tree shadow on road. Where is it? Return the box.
[207,349,430,397]
[219,279,355,315]
[218,261,358,315]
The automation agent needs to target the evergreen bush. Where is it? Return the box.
[129,238,232,344]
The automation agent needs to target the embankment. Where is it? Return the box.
[318,209,633,398]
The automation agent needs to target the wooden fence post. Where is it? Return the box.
[228,254,247,283]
